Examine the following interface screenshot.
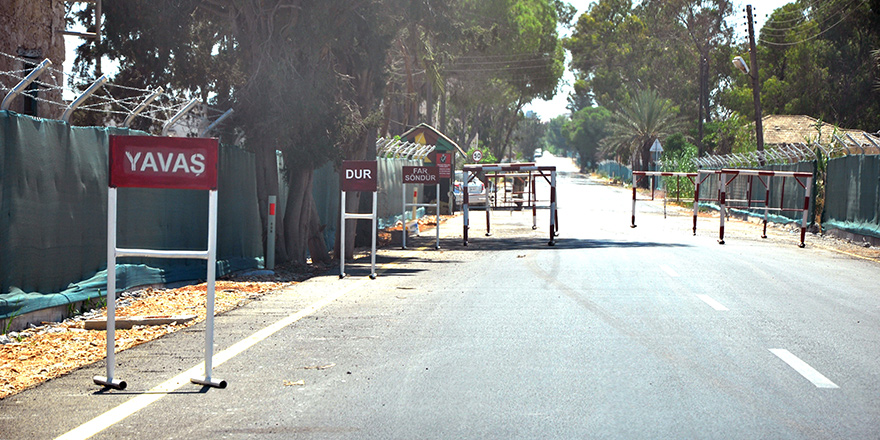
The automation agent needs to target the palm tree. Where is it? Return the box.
[601,89,686,184]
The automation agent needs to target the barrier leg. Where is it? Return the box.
[763,176,771,239]
[693,178,701,236]
[631,174,637,228]
[462,185,469,246]
[549,171,557,246]
[532,174,538,230]
[401,183,407,249]
[799,177,812,248]
[485,197,492,237]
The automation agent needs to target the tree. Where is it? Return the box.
[0,0,66,119]
[565,106,612,169]
[78,0,426,265]
[541,114,570,155]
[723,0,880,130]
[443,0,566,160]
[601,89,685,183]
[511,112,547,160]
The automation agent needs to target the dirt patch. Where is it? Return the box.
[0,264,325,400]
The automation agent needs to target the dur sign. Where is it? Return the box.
[340,160,378,192]
[109,135,218,190]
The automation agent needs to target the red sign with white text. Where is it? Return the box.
[403,166,440,184]
[340,160,378,192]
[109,135,218,190]
[434,152,452,178]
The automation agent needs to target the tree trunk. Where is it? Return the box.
[0,0,66,120]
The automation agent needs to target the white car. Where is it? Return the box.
[453,171,487,207]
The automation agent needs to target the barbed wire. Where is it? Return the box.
[0,50,231,133]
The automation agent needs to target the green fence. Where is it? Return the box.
[823,155,880,238]
[0,111,262,320]
[596,160,632,182]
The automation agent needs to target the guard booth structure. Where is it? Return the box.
[399,123,467,214]
[462,163,558,246]
[100,135,225,390]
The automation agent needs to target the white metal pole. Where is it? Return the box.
[1,59,52,111]
[339,191,346,278]
[94,188,126,389]
[402,183,407,249]
[62,74,109,122]
[122,87,163,128]
[370,192,378,279]
[191,190,226,388]
[267,195,276,269]
[719,173,727,245]
[435,183,440,249]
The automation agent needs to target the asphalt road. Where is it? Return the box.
[3,154,880,439]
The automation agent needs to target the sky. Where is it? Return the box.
[522,0,796,121]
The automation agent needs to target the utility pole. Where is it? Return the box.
[746,4,764,157]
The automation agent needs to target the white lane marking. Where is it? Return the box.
[769,349,839,389]
[660,264,679,277]
[55,283,358,440]
[696,294,729,311]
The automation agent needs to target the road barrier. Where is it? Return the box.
[694,169,813,247]
[630,171,698,228]
[462,163,557,246]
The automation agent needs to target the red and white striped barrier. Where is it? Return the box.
[462,163,558,246]
[630,171,698,228]
[694,168,813,247]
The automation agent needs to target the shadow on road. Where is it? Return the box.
[445,237,692,251]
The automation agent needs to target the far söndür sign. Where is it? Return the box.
[402,166,439,184]
[109,135,218,190]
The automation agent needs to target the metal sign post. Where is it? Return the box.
[402,166,441,250]
[96,135,225,390]
[267,195,276,270]
[339,160,378,279]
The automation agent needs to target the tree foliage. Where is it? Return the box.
[723,0,880,130]
[565,106,612,169]
[601,89,685,177]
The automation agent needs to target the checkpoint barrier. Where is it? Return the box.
[630,171,698,228]
[694,168,814,247]
[402,166,441,249]
[339,160,378,279]
[97,135,225,390]
[462,163,557,246]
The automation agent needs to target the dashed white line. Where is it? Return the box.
[769,349,839,389]
[659,264,679,277]
[696,294,729,311]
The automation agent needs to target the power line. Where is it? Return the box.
[758,0,865,46]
